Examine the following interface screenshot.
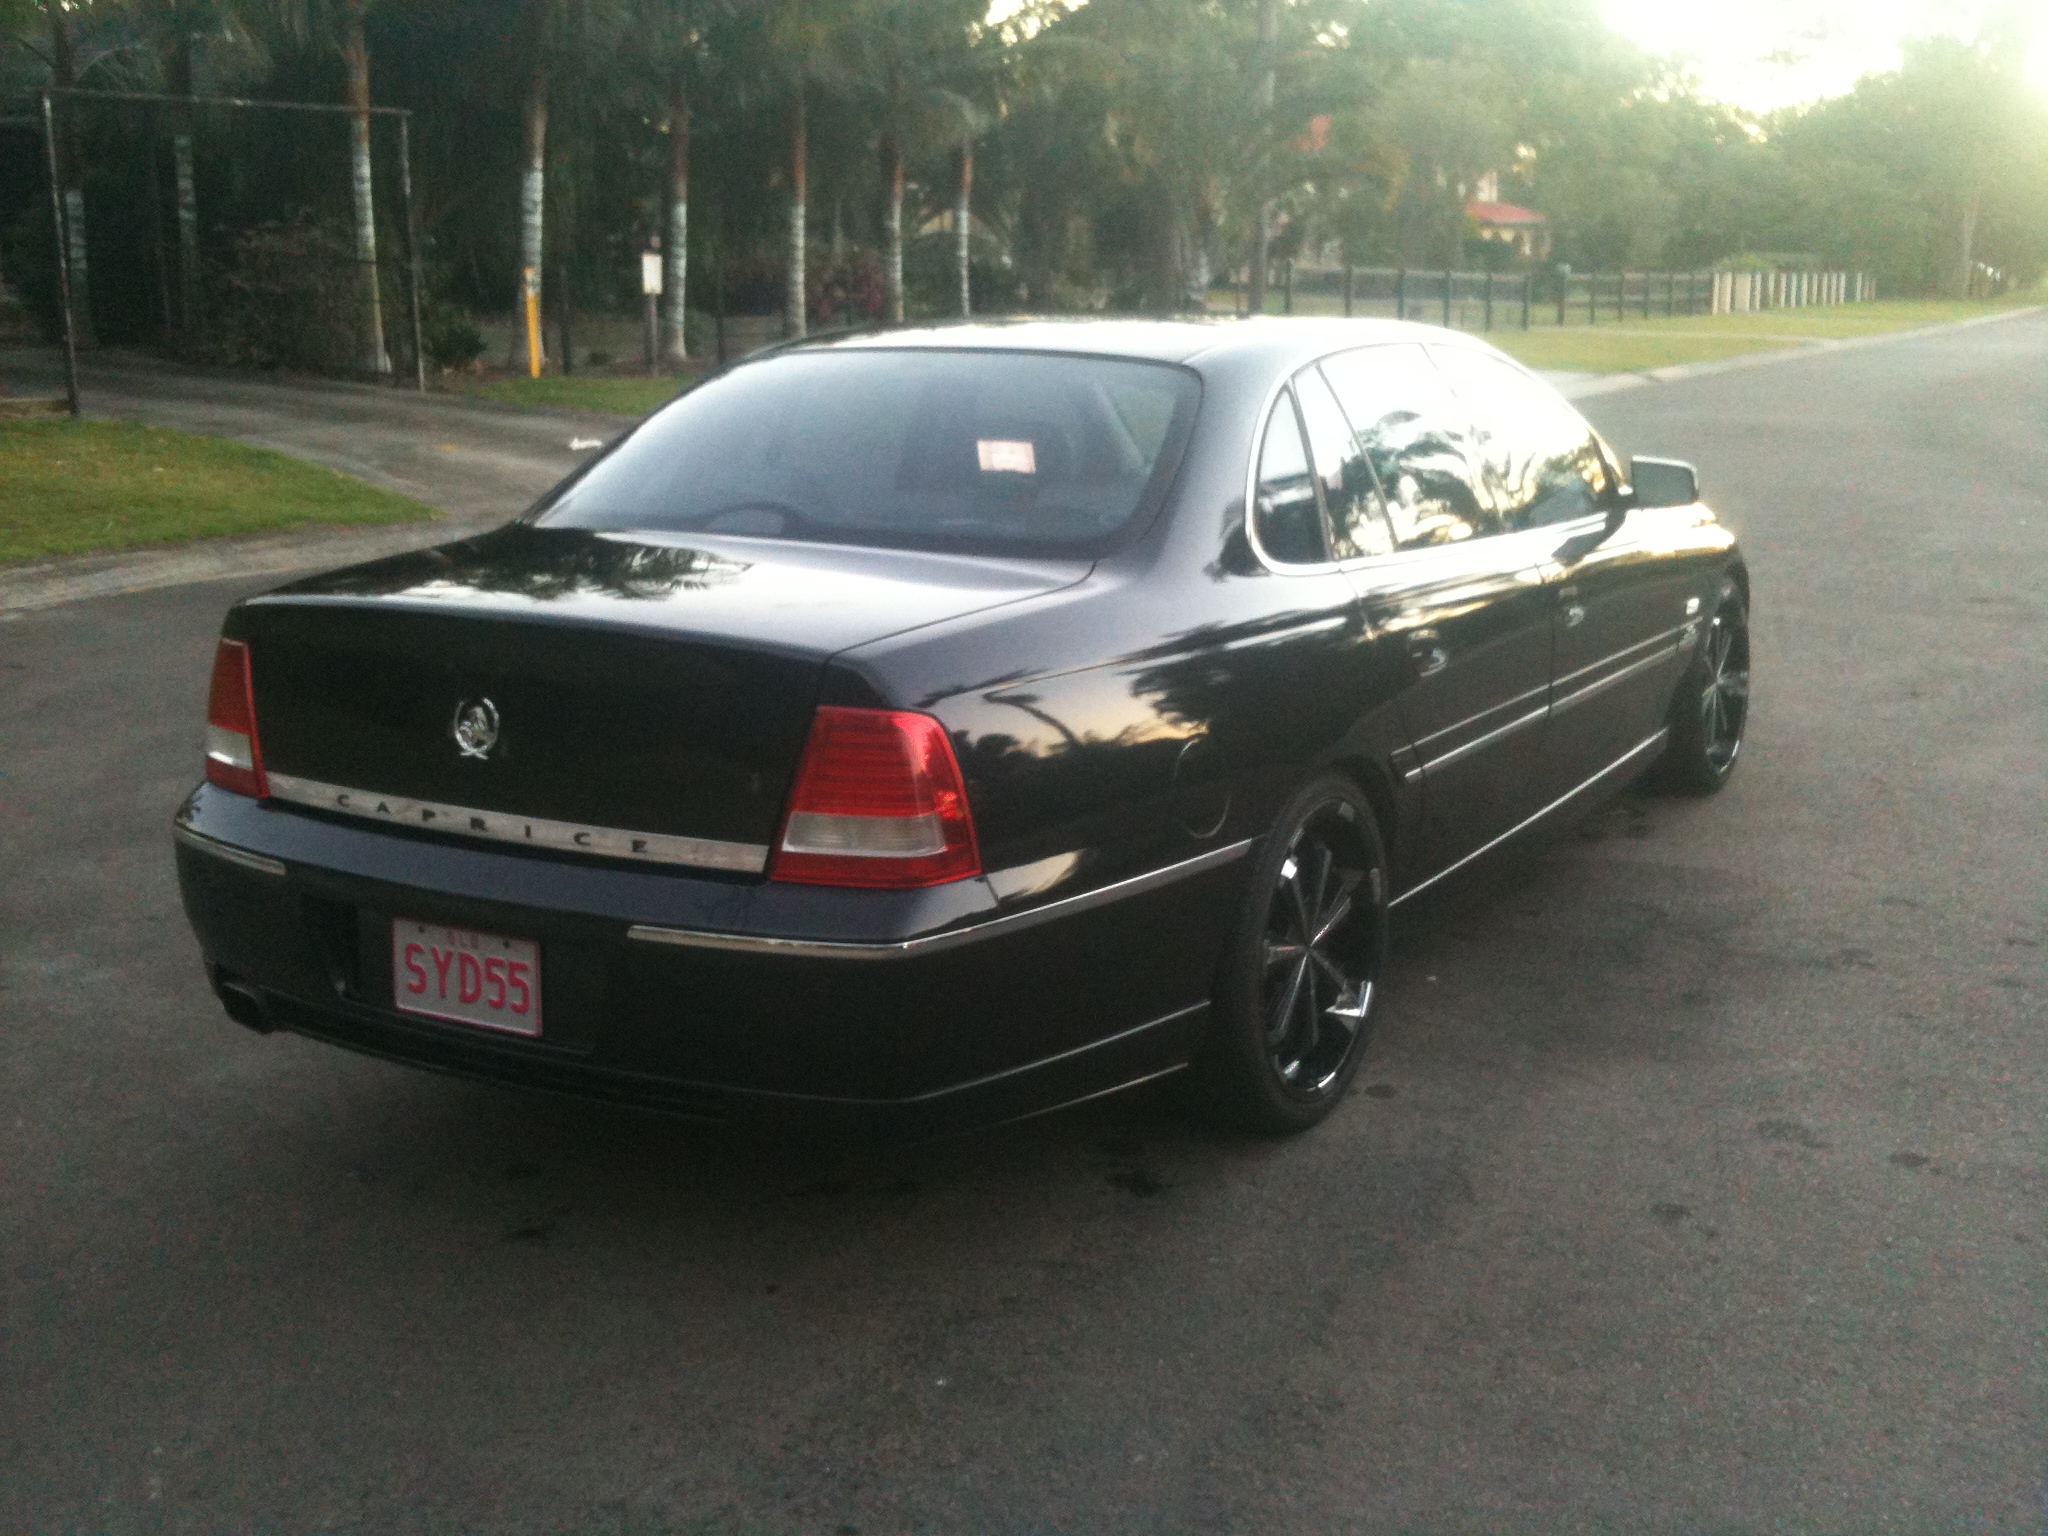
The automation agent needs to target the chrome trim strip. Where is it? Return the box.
[1551,637,1685,716]
[1410,701,1548,781]
[1408,677,1550,754]
[996,1061,1194,1128]
[628,838,1255,959]
[265,771,770,874]
[920,1005,1204,1107]
[1403,625,1687,782]
[1389,728,1670,909]
[174,823,287,877]
[1553,623,1687,690]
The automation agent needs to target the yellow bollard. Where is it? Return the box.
[523,266,542,379]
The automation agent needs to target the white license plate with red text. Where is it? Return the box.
[392,919,542,1036]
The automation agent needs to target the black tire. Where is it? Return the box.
[1654,575,1750,795]
[1188,775,1389,1135]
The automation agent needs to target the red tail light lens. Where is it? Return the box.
[771,707,980,888]
[203,638,268,798]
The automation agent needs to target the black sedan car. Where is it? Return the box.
[175,318,1749,1136]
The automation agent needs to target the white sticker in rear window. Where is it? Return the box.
[977,439,1037,474]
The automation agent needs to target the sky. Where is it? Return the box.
[1601,0,2048,109]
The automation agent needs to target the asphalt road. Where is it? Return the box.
[3,318,2043,1534]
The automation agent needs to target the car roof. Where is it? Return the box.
[786,315,1493,374]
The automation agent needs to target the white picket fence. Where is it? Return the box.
[1711,270,1870,314]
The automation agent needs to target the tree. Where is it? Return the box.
[627,0,713,364]
[267,0,390,372]
[844,0,982,322]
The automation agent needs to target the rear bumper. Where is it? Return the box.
[174,785,1244,1135]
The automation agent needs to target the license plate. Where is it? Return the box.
[392,918,542,1036]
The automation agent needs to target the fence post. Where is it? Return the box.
[1588,274,1598,325]
[1442,268,1453,328]
[1521,273,1531,330]
[1555,272,1566,327]
[1343,264,1353,318]
[1483,269,1494,332]
[39,93,82,417]
[397,112,427,392]
[1283,258,1293,315]
[1395,267,1407,321]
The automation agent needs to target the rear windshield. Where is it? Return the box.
[535,349,1200,556]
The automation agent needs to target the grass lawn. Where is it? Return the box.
[1490,295,2044,372]
[453,373,695,416]
[1206,290,2042,374]
[0,418,433,566]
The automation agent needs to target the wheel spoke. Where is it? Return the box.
[1265,939,1306,972]
[1267,953,1309,1045]
[1310,869,1362,946]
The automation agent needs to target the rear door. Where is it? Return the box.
[1316,344,1554,877]
[1429,347,1693,797]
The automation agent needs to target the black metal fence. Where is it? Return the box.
[1232,265,1724,331]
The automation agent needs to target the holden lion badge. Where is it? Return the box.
[452,698,501,760]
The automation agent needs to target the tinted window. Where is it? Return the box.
[1319,345,1494,548]
[1294,366,1395,560]
[1253,388,1328,565]
[1431,348,1615,531]
[538,350,1198,556]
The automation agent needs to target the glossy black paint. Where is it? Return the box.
[176,317,1744,1133]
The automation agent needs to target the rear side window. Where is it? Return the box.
[537,349,1199,557]
[1293,367,1395,560]
[1253,388,1328,565]
[1320,344,1495,548]
[1430,348,1615,531]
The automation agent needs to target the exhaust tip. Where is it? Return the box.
[209,966,276,1035]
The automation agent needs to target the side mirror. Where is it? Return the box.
[1630,456,1700,509]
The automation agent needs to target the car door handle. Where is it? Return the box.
[1410,640,1450,677]
[1562,602,1587,628]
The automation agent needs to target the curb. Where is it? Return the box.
[0,514,500,619]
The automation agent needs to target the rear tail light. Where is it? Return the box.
[204,638,268,798]
[771,707,980,888]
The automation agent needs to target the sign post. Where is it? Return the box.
[641,250,663,376]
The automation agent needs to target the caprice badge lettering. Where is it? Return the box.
[263,771,770,872]
[452,697,501,760]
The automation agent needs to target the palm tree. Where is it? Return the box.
[130,0,255,348]
[627,0,715,365]
[266,0,389,373]
[845,0,982,321]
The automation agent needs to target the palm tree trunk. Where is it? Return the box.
[1953,184,1984,299]
[884,121,905,323]
[661,93,690,365]
[44,0,94,346]
[520,68,549,371]
[786,87,807,339]
[956,132,973,318]
[342,0,390,375]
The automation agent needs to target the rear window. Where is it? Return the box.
[536,349,1200,556]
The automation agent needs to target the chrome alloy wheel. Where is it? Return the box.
[1699,601,1750,772]
[1260,806,1382,1097]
